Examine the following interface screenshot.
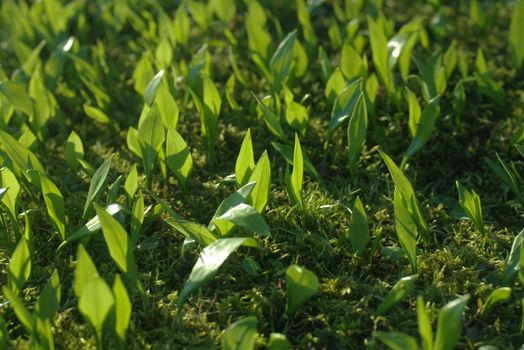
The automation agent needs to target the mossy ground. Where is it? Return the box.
[1,0,524,349]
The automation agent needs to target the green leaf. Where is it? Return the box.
[319,46,333,83]
[0,81,33,117]
[35,269,61,321]
[327,78,362,142]
[341,44,365,80]
[433,295,470,350]
[480,287,511,318]
[210,0,236,23]
[289,134,304,209]
[247,151,271,213]
[58,204,125,251]
[515,144,524,158]
[29,68,56,135]
[503,229,524,285]
[40,175,66,241]
[174,5,190,47]
[0,166,20,220]
[8,237,32,294]
[64,131,85,172]
[270,31,296,92]
[155,39,172,68]
[485,154,523,205]
[405,87,421,138]
[202,74,222,126]
[124,164,139,201]
[349,196,369,256]
[166,128,192,190]
[285,264,319,317]
[325,68,346,103]
[394,189,418,271]
[475,73,506,107]
[112,275,131,344]
[245,1,271,61]
[209,182,257,237]
[133,53,154,95]
[131,193,144,243]
[375,332,418,350]
[296,0,316,47]
[177,238,259,315]
[165,218,217,246]
[214,203,270,236]
[271,141,321,181]
[94,204,135,278]
[456,181,485,235]
[137,104,165,189]
[83,154,114,218]
[0,130,45,184]
[235,129,255,188]
[78,277,115,346]
[285,101,308,137]
[347,93,368,174]
[2,286,33,334]
[74,244,100,299]
[375,275,418,316]
[268,333,292,350]
[83,104,110,124]
[417,296,433,350]
[156,81,179,130]
[144,70,164,106]
[0,314,10,349]
[379,149,429,240]
[404,95,440,160]
[443,41,458,79]
[252,93,285,141]
[509,0,524,68]
[221,316,257,350]
[470,0,486,29]
[368,17,395,96]
[186,1,210,30]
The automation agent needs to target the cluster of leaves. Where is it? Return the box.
[1,0,524,349]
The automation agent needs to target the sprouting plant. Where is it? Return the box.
[348,196,369,256]
[347,92,368,174]
[221,316,258,350]
[375,295,470,350]
[75,245,131,349]
[375,275,418,316]
[456,181,485,235]
[285,134,304,210]
[2,269,60,350]
[285,265,319,318]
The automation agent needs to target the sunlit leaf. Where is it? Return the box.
[113,274,131,344]
[375,275,418,316]
[166,128,192,190]
[347,93,367,174]
[78,277,115,346]
[8,237,32,294]
[177,238,259,315]
[433,295,469,350]
[235,129,255,188]
[456,181,485,235]
[375,332,418,350]
[83,154,114,218]
[222,316,257,350]
[349,196,369,256]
